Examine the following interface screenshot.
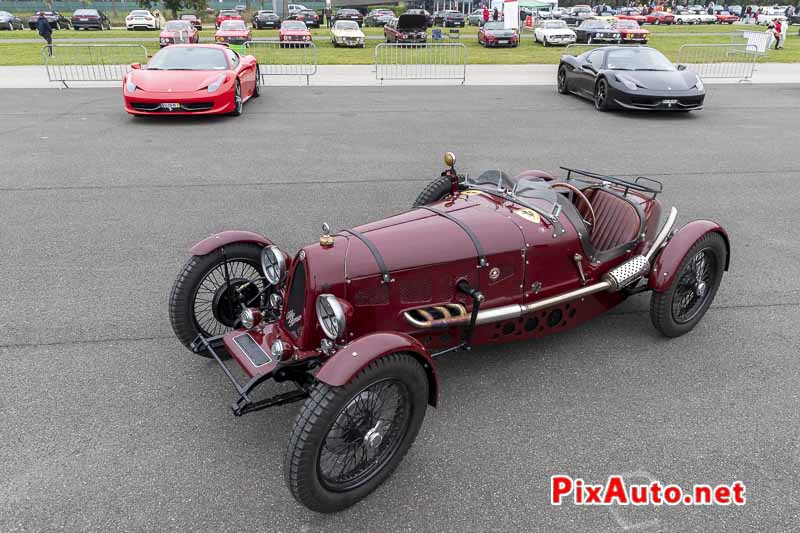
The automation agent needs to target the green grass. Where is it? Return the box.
[1,26,796,66]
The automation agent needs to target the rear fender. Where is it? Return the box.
[315,331,440,407]
[648,220,730,292]
[189,230,273,256]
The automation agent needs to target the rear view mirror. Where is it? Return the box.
[130,63,141,70]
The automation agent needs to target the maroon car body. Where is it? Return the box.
[643,11,675,24]
[169,154,729,513]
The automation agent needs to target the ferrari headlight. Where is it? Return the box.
[616,74,638,91]
[207,74,226,93]
[316,294,345,340]
[261,245,287,285]
[125,76,136,93]
[695,77,704,91]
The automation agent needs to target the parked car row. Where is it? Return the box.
[534,18,651,47]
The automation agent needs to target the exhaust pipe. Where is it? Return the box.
[404,207,677,330]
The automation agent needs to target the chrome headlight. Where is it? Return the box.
[240,308,262,329]
[261,245,287,285]
[207,74,226,93]
[316,294,345,340]
[270,339,285,358]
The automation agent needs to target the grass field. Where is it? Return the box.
[1,24,796,66]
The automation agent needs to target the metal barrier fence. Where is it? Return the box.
[375,43,467,85]
[42,44,147,88]
[676,44,760,80]
[243,41,318,85]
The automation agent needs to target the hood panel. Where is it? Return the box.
[397,14,428,29]
[614,70,697,91]
[345,194,525,280]
[133,70,226,93]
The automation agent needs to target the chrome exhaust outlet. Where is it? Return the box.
[404,208,678,330]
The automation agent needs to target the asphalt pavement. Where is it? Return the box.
[1,85,798,532]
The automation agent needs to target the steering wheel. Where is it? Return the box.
[548,182,596,231]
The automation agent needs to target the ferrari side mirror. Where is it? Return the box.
[130,63,141,70]
[676,63,687,71]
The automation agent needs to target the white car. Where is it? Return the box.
[331,20,365,47]
[687,8,719,23]
[126,9,160,30]
[534,19,576,45]
[673,11,701,24]
[288,4,308,16]
[755,7,788,24]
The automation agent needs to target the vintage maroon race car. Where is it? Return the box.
[169,153,730,513]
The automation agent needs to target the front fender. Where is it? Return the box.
[189,230,273,256]
[315,331,440,407]
[649,220,730,292]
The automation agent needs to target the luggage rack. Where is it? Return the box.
[560,167,663,199]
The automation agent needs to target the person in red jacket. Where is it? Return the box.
[773,19,783,49]
[482,6,490,24]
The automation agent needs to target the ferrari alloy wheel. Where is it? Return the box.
[231,79,243,116]
[285,353,428,513]
[557,65,569,94]
[413,175,453,207]
[169,242,269,357]
[594,78,609,111]
[252,66,261,98]
[650,233,726,338]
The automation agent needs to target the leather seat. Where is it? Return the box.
[582,188,641,252]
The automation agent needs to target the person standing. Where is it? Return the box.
[773,19,783,49]
[482,5,490,24]
[493,7,499,20]
[37,13,52,55]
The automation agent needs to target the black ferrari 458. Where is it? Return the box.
[557,46,705,112]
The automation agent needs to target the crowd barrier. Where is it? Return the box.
[243,41,318,85]
[42,44,147,87]
[374,43,467,85]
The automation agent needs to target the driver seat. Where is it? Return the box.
[580,188,641,252]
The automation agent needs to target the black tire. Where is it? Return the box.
[231,79,243,116]
[168,242,267,357]
[650,232,726,338]
[413,175,453,207]
[557,64,569,94]
[594,77,609,111]
[252,66,261,97]
[285,352,429,513]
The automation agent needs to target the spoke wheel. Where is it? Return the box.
[286,353,429,513]
[318,379,411,491]
[670,248,716,324]
[650,232,726,337]
[169,242,269,356]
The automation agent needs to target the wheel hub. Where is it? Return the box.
[695,281,707,297]
[212,278,259,328]
[364,424,383,449]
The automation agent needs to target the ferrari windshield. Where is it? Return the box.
[147,47,229,70]
[483,21,505,30]
[220,20,246,30]
[164,20,191,31]
[606,48,675,71]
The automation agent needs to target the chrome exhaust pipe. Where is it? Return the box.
[404,208,678,330]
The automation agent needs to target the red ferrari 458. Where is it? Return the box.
[123,45,260,117]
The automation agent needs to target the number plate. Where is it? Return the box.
[662,99,678,104]
[498,39,508,43]
[160,102,181,110]
[233,333,272,367]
